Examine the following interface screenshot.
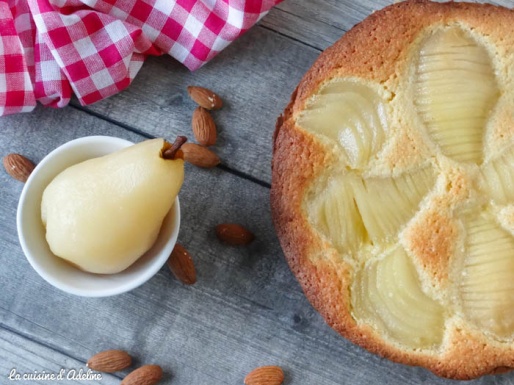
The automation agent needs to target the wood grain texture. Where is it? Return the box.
[0,328,119,385]
[262,0,390,50]
[261,0,514,51]
[2,1,514,384]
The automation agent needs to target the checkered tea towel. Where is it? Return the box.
[0,0,281,116]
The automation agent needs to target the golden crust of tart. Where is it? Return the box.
[271,0,514,379]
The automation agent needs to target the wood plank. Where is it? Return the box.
[73,26,320,185]
[0,106,503,384]
[261,0,514,51]
[0,327,118,385]
[261,0,389,51]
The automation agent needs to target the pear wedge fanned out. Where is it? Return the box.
[307,173,366,255]
[306,166,434,253]
[41,138,184,274]
[459,212,514,337]
[352,247,445,348]
[297,80,388,170]
[482,147,514,205]
[350,166,435,243]
[414,27,499,164]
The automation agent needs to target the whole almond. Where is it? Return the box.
[187,86,223,110]
[181,143,220,168]
[168,243,196,285]
[244,365,284,385]
[87,349,131,373]
[192,107,217,146]
[3,153,35,182]
[121,365,163,385]
[216,223,255,245]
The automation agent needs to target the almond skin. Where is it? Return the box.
[87,349,131,373]
[168,243,196,285]
[3,153,35,182]
[187,86,223,110]
[244,365,284,385]
[121,365,163,385]
[216,223,255,245]
[181,143,220,168]
[192,107,217,146]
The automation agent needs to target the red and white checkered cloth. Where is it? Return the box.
[0,0,281,116]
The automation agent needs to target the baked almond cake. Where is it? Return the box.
[271,0,514,379]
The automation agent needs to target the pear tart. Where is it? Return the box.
[271,1,514,379]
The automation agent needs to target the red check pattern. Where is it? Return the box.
[1,0,281,116]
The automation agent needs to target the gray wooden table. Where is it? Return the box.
[2,1,514,384]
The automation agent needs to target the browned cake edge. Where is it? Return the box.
[271,0,514,379]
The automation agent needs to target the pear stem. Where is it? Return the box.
[163,136,187,160]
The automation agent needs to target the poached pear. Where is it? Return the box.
[41,138,184,274]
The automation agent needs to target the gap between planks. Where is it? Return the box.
[69,104,272,189]
[258,24,324,52]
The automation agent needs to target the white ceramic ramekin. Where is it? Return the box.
[17,136,180,297]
